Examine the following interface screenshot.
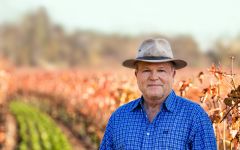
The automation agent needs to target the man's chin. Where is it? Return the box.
[148,95,164,101]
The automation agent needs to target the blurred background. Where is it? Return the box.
[1,0,240,68]
[1,0,240,150]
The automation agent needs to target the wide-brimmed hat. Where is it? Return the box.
[122,38,187,69]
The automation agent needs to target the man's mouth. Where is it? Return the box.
[148,84,163,87]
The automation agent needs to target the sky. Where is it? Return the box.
[1,0,240,50]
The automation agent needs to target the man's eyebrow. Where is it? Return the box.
[142,65,167,69]
[141,67,150,70]
[156,66,168,69]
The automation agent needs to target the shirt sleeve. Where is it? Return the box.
[189,106,217,150]
[99,115,114,150]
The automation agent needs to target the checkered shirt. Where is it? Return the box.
[100,90,217,150]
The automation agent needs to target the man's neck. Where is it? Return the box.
[142,92,171,122]
[143,101,163,123]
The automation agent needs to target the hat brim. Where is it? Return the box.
[122,58,187,70]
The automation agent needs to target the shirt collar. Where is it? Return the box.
[130,90,177,113]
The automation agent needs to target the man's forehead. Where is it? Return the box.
[137,62,172,68]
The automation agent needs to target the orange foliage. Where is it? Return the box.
[5,64,240,149]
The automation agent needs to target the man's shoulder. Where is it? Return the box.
[175,95,207,115]
[111,98,140,116]
[106,98,140,129]
[116,98,140,112]
[176,95,199,106]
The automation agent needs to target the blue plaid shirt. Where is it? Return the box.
[100,90,217,150]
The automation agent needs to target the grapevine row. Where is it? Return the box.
[9,100,72,150]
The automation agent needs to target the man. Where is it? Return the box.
[100,38,217,150]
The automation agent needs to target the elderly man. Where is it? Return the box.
[100,38,217,150]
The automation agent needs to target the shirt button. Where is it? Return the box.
[147,132,150,136]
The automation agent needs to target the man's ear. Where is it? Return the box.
[173,70,176,77]
[135,70,137,77]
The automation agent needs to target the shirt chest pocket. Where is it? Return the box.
[154,128,188,150]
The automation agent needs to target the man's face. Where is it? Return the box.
[135,61,175,102]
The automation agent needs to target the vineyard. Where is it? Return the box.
[9,101,72,150]
[1,60,240,149]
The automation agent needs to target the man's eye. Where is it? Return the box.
[143,70,150,72]
[158,70,166,72]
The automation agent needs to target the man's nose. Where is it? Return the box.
[149,71,159,80]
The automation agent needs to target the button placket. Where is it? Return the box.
[142,123,154,149]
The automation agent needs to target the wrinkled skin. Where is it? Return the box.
[135,61,176,108]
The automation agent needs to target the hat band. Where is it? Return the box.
[137,56,172,60]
